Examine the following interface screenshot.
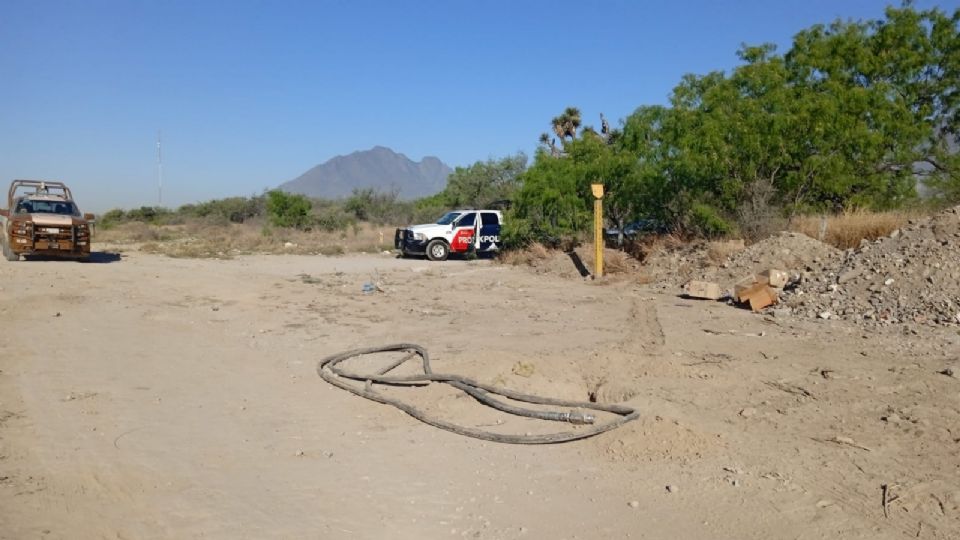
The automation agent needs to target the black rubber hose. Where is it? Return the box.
[317,343,639,444]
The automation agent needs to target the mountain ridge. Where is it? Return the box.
[279,146,451,199]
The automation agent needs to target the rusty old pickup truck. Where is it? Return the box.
[0,180,94,261]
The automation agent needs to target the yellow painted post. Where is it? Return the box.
[591,183,604,278]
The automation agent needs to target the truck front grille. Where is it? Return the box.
[32,225,89,250]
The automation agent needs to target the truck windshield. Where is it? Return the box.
[17,200,78,216]
[435,212,461,225]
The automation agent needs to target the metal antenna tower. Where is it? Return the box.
[157,131,163,206]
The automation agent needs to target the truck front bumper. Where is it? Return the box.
[394,228,428,255]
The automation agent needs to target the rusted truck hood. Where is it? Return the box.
[26,214,75,226]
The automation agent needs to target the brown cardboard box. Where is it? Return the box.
[760,269,788,288]
[738,282,779,311]
[687,280,722,300]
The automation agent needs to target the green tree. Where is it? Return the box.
[265,190,312,229]
[444,153,527,209]
[506,148,589,247]
[510,5,960,244]
[511,108,656,246]
[181,195,265,223]
[343,187,416,225]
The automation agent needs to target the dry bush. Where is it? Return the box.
[601,249,632,274]
[706,239,746,265]
[95,222,172,243]
[498,242,553,266]
[99,218,396,258]
[624,233,687,263]
[790,209,918,250]
[736,179,785,241]
[578,247,638,275]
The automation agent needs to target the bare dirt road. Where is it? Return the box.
[1,249,958,539]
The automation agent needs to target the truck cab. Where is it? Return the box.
[395,210,502,261]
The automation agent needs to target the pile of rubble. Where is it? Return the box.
[640,240,718,289]
[784,206,960,326]
[680,232,842,308]
[704,232,841,285]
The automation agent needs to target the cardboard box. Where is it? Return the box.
[760,269,788,288]
[734,275,759,301]
[686,280,722,300]
[738,282,779,311]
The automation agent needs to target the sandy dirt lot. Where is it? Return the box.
[1,248,958,539]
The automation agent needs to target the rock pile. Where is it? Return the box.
[784,206,960,326]
[705,232,841,285]
[642,240,715,289]
[644,233,842,292]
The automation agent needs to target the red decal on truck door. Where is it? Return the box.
[450,229,475,252]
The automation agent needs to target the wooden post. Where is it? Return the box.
[591,183,604,278]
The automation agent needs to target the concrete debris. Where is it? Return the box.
[685,280,722,300]
[782,205,960,327]
[645,205,960,327]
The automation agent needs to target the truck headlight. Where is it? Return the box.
[413,233,426,241]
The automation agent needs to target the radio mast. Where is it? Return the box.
[157,131,163,206]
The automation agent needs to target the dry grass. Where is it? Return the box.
[577,246,638,275]
[790,209,920,250]
[498,242,553,266]
[706,239,746,265]
[623,233,687,263]
[95,219,397,258]
[600,249,633,274]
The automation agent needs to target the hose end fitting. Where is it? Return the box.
[565,410,596,425]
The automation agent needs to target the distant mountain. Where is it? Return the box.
[279,146,452,199]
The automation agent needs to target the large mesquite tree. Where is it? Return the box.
[507,4,960,245]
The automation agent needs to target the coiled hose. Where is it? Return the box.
[317,343,639,444]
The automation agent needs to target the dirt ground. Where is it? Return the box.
[1,247,958,539]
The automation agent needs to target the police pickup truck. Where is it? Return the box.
[395,210,502,261]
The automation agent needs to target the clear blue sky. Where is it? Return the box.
[1,0,956,211]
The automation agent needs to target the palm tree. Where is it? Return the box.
[543,106,584,157]
[551,115,566,140]
[551,107,582,142]
[539,132,560,156]
[561,107,581,139]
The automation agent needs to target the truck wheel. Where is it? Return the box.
[425,239,449,261]
[2,238,19,262]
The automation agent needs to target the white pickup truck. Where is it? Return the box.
[394,210,502,261]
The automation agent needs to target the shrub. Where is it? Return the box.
[266,190,312,229]
[180,196,264,224]
[314,206,355,232]
[688,203,735,238]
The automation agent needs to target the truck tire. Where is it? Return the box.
[2,237,19,262]
[425,239,449,261]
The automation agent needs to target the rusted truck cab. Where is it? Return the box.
[0,180,94,262]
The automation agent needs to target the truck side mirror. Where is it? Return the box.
[84,213,95,221]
